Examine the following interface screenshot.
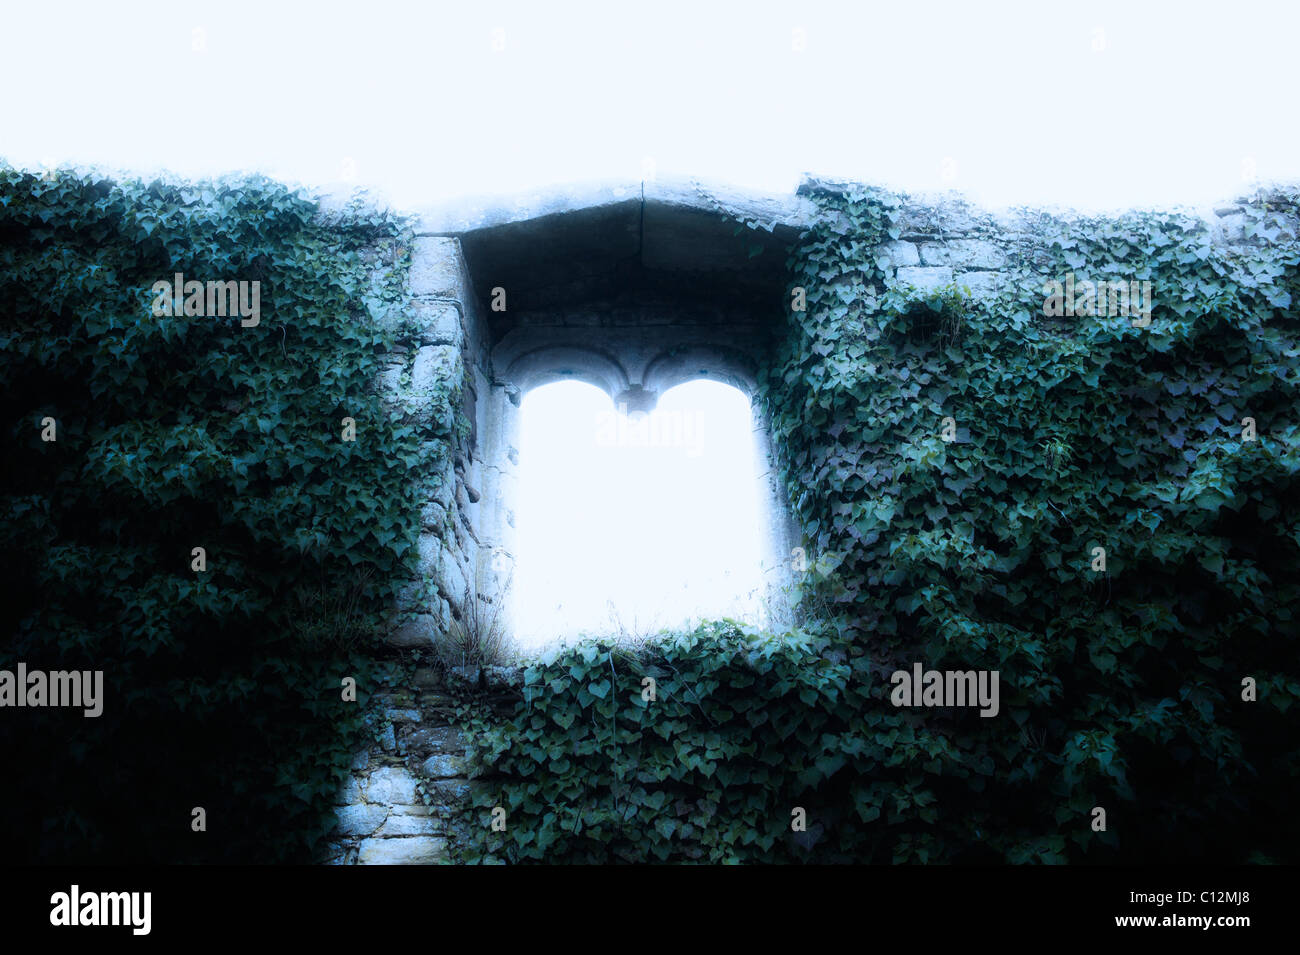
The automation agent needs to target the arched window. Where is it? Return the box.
[512,378,768,649]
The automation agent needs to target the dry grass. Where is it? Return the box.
[432,564,516,670]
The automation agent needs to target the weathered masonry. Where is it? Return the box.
[388,180,819,649]
[326,177,1282,864]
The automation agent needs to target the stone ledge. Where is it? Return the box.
[357,835,448,865]
[376,814,442,838]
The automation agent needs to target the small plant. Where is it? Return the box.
[892,283,968,348]
[433,564,515,670]
[1041,436,1073,471]
[289,565,382,653]
[602,600,678,651]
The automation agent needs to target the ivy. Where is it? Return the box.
[453,624,880,864]
[0,165,442,863]
[455,183,1300,864]
[5,162,1295,864]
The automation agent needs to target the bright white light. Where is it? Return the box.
[513,379,765,649]
[2,1,1297,213]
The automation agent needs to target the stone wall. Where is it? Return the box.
[324,231,512,865]
[322,179,1294,863]
[862,187,1274,302]
[376,234,511,651]
[324,668,480,865]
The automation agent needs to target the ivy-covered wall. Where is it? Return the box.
[4,165,1297,865]
[0,166,463,863]
[319,233,504,866]
[453,182,1300,864]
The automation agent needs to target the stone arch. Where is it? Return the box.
[641,344,759,399]
[418,180,815,647]
[503,344,631,402]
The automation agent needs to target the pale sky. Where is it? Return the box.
[514,380,765,647]
[2,0,1297,214]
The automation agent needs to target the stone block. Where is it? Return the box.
[335,804,387,837]
[954,270,1004,300]
[877,240,919,268]
[322,842,359,865]
[411,299,463,346]
[919,239,1007,269]
[433,476,456,509]
[433,596,452,630]
[447,666,481,688]
[420,501,448,532]
[420,753,470,780]
[388,613,436,648]
[357,836,448,865]
[337,776,364,804]
[409,237,467,299]
[365,766,420,806]
[895,200,983,236]
[404,725,467,755]
[417,534,444,578]
[439,551,471,605]
[410,344,458,396]
[424,779,473,801]
[376,814,442,837]
[895,266,954,291]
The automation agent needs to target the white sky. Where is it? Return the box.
[514,380,765,648]
[2,0,1297,213]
